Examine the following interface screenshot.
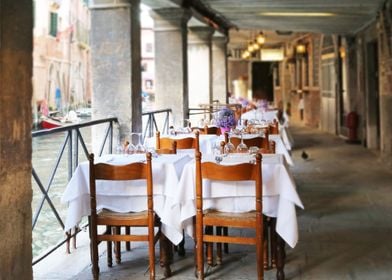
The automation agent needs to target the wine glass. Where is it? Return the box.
[184,119,192,133]
[135,132,146,154]
[224,133,235,155]
[126,133,138,155]
[115,135,125,154]
[236,133,248,153]
[126,141,136,155]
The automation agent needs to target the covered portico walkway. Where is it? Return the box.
[34,125,392,279]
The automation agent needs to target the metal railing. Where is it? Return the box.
[31,109,173,265]
[142,108,172,140]
[31,117,117,265]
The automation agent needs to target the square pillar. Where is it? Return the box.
[89,0,142,145]
[151,8,191,126]
[0,1,33,279]
[188,26,214,124]
[212,33,228,103]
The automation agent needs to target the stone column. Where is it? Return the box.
[0,1,33,279]
[150,8,191,127]
[89,0,142,147]
[212,33,228,103]
[188,26,214,125]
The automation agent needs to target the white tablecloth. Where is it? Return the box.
[174,153,304,248]
[241,109,278,122]
[61,153,193,244]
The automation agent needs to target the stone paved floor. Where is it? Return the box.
[34,125,392,280]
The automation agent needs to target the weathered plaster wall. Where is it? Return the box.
[0,1,33,279]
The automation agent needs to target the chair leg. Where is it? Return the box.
[205,226,213,266]
[106,226,112,267]
[216,226,222,265]
[89,216,99,279]
[223,227,229,254]
[256,228,264,280]
[125,226,131,251]
[115,226,121,264]
[148,229,155,279]
[90,238,99,279]
[196,233,204,279]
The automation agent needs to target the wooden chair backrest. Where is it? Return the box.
[195,151,262,212]
[200,126,220,135]
[269,119,279,135]
[156,140,177,155]
[230,136,264,149]
[89,153,153,218]
[259,140,275,154]
[156,130,200,151]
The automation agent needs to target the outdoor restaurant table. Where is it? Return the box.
[174,153,304,249]
[61,153,193,245]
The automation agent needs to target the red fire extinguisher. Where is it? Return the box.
[346,111,359,143]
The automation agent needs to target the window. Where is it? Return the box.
[141,63,148,72]
[145,43,153,53]
[49,12,58,37]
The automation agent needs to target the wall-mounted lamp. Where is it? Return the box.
[339,46,346,58]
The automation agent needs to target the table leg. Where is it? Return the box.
[159,234,173,278]
[275,232,286,280]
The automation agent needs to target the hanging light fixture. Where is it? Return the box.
[247,40,255,52]
[252,40,260,51]
[256,32,266,45]
[242,50,250,59]
[296,42,306,54]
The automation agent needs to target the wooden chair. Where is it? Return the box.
[156,130,200,151]
[269,119,279,135]
[224,130,269,152]
[88,152,161,280]
[196,125,220,135]
[195,151,264,279]
[156,140,177,155]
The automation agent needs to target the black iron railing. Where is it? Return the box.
[31,109,173,265]
[142,108,172,140]
[31,117,117,265]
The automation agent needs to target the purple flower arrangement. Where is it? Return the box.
[216,107,236,128]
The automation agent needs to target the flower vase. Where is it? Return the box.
[220,127,230,135]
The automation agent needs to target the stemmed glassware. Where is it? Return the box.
[135,132,146,153]
[224,132,235,155]
[126,136,136,155]
[236,133,248,153]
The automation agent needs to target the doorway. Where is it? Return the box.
[320,54,337,134]
[365,41,380,149]
[251,62,274,101]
